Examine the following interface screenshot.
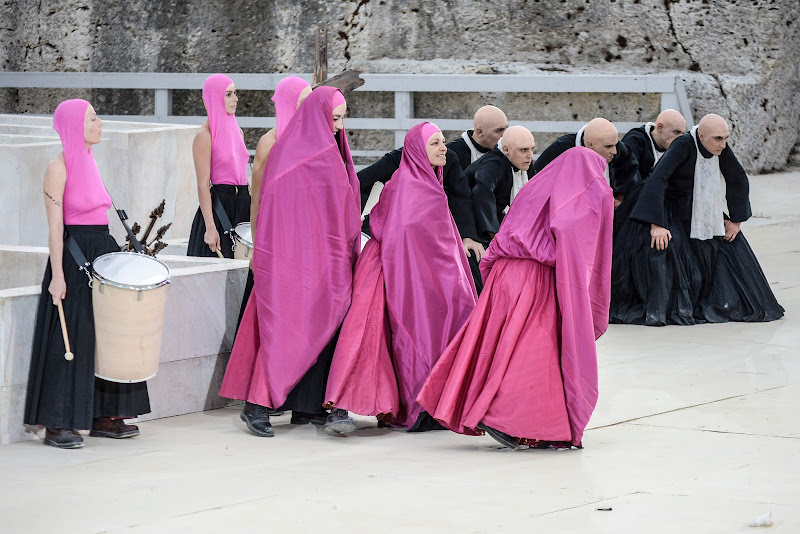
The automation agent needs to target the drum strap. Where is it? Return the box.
[211,187,238,241]
[64,231,94,286]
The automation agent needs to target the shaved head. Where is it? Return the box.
[583,118,619,163]
[501,125,535,170]
[652,109,687,150]
[697,113,730,156]
[473,105,508,149]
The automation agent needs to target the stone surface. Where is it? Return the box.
[1,0,799,171]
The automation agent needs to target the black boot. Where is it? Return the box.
[322,408,357,436]
[241,402,274,437]
[477,422,519,450]
[43,428,84,449]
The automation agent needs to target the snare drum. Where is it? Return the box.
[233,222,253,259]
[360,231,371,252]
[91,252,170,383]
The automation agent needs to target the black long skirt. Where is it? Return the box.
[187,184,251,258]
[610,190,784,326]
[24,225,151,430]
[276,330,340,414]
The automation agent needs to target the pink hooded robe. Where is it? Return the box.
[202,74,249,186]
[221,86,360,408]
[325,122,477,428]
[219,76,311,405]
[417,147,614,446]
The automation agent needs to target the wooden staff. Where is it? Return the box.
[56,301,74,361]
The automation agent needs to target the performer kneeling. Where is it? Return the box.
[325,123,478,434]
[610,114,784,325]
[417,147,614,450]
[24,100,150,449]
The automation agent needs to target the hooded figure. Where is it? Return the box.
[325,122,477,432]
[418,147,614,450]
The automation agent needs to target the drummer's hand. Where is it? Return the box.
[463,238,485,262]
[650,224,672,251]
[614,196,623,210]
[205,228,221,253]
[249,255,254,271]
[49,275,66,305]
[723,220,741,242]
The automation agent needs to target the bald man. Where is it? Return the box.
[533,118,641,201]
[611,114,783,326]
[448,105,509,170]
[622,109,687,180]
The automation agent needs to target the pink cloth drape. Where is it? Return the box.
[272,76,310,138]
[222,87,360,409]
[54,99,112,225]
[325,122,477,427]
[417,146,614,446]
[202,73,249,186]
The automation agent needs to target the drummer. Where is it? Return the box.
[24,99,151,449]
[187,73,251,258]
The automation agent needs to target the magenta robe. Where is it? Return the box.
[325,122,477,427]
[417,146,614,446]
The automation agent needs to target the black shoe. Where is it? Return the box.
[90,418,140,439]
[290,411,329,426]
[44,428,84,449]
[322,408,357,436]
[477,422,519,450]
[267,409,285,417]
[240,402,274,437]
[408,411,446,432]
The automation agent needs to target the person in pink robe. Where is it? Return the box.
[324,122,477,434]
[417,146,614,450]
[219,86,361,437]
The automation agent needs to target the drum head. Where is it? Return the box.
[360,232,371,251]
[234,222,253,247]
[93,252,170,290]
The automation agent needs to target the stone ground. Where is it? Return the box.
[0,171,797,533]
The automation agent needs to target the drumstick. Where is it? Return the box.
[215,249,224,259]
[56,301,74,361]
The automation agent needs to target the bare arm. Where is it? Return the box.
[43,155,67,304]
[192,126,220,252]
[250,129,277,246]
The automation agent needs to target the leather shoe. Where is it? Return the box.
[90,417,140,439]
[241,402,274,437]
[290,411,329,426]
[322,408,356,436]
[477,422,519,450]
[44,427,84,449]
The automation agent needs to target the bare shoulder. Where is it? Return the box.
[193,124,212,150]
[256,128,278,153]
[44,153,67,184]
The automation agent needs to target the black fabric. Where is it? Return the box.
[610,175,783,325]
[464,148,514,242]
[467,251,484,295]
[187,184,251,258]
[236,269,254,332]
[621,125,665,181]
[533,133,641,198]
[277,330,340,414]
[630,133,751,229]
[24,225,151,430]
[357,148,478,240]
[446,130,490,171]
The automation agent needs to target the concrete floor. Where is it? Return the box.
[1,171,798,533]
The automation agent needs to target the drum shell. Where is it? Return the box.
[92,279,168,383]
[233,223,253,260]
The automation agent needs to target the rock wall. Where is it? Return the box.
[2,0,798,172]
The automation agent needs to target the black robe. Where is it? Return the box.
[357,147,478,240]
[446,130,491,171]
[464,148,518,243]
[610,133,783,325]
[533,133,641,198]
[621,125,666,181]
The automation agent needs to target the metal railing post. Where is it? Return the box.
[154,88,172,120]
[394,91,413,148]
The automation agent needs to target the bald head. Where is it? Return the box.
[583,118,619,164]
[697,113,730,156]
[473,105,508,149]
[652,109,687,150]
[501,125,535,170]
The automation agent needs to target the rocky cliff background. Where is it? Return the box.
[1,0,798,172]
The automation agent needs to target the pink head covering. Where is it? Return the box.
[53,99,112,225]
[202,74,249,186]
[481,146,614,446]
[271,76,311,138]
[251,86,361,407]
[363,122,476,426]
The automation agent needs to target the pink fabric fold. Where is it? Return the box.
[326,122,477,427]
[53,99,111,225]
[247,86,360,408]
[272,76,311,138]
[418,146,614,446]
[202,73,249,186]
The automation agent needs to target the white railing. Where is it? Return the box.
[0,72,694,157]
